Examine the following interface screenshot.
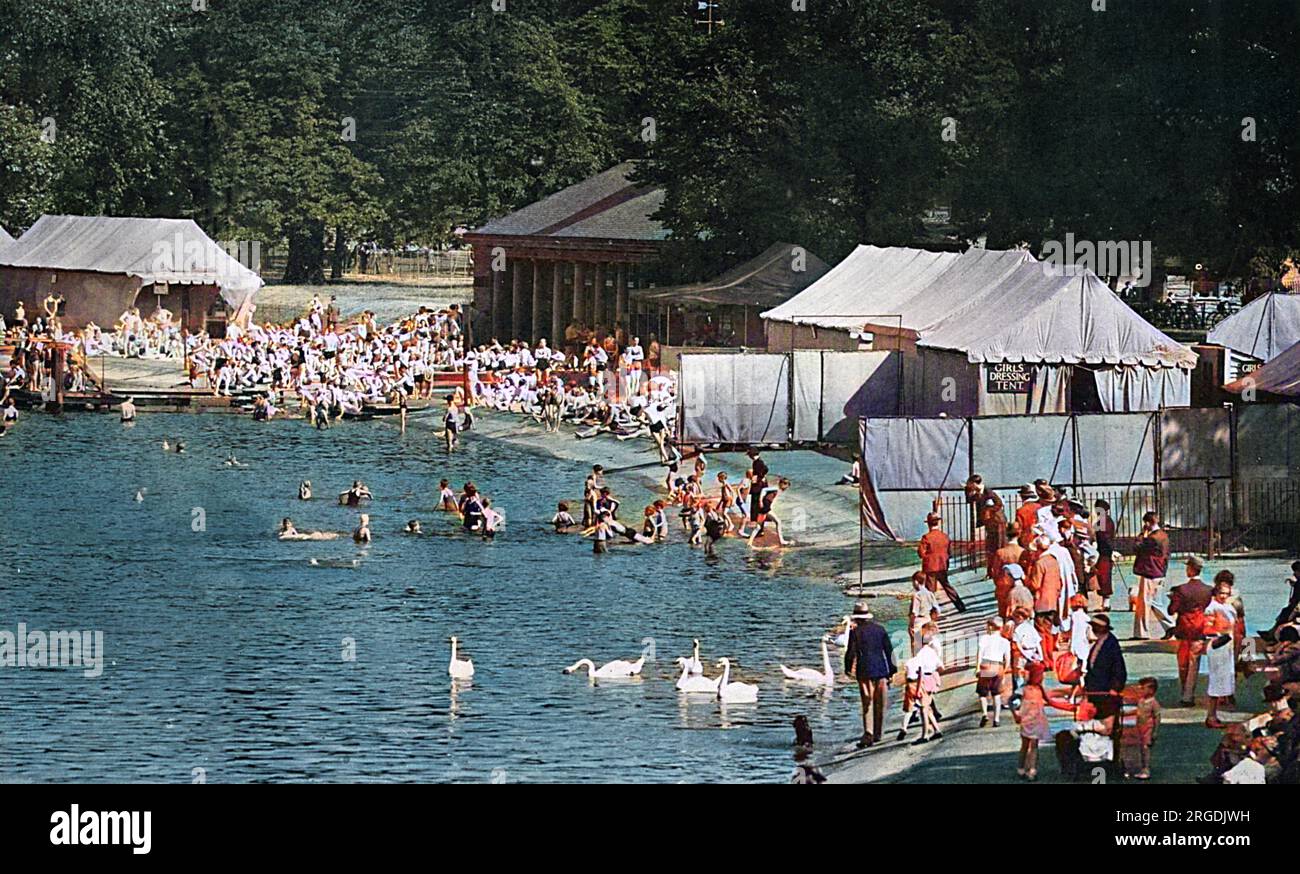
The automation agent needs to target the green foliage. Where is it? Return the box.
[0,0,1296,281]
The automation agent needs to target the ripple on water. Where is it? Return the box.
[0,413,905,782]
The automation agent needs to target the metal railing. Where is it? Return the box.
[936,476,1300,572]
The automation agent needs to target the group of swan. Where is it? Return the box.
[446,633,842,702]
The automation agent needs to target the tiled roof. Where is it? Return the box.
[473,162,665,242]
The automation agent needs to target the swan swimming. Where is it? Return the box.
[680,638,704,676]
[562,656,645,680]
[715,658,759,703]
[780,637,835,687]
[448,636,474,679]
[674,657,720,693]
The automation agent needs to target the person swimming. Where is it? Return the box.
[173,441,186,453]
[339,480,373,506]
[481,499,502,540]
[438,479,456,512]
[458,483,484,532]
[404,519,423,534]
[299,480,312,500]
[224,454,245,467]
[278,517,340,541]
[120,397,137,423]
[552,501,576,532]
[353,513,372,543]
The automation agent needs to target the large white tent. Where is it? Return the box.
[762,245,1195,414]
[1207,291,1300,361]
[0,215,263,331]
[0,225,13,244]
[762,245,958,333]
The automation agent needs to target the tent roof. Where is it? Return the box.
[763,244,1193,368]
[760,245,959,330]
[1223,339,1300,398]
[1206,291,1300,361]
[0,215,263,308]
[0,225,13,245]
[917,262,1195,368]
[630,242,830,308]
[471,162,667,242]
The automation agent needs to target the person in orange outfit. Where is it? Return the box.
[1026,534,1063,626]
[919,512,967,613]
[989,523,1025,620]
[1014,483,1041,548]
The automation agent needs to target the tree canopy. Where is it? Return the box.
[1,0,1297,283]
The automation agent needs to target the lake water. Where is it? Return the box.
[0,411,904,783]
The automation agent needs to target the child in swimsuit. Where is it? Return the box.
[552,502,576,532]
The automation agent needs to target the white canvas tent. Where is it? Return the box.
[763,245,1195,414]
[761,245,959,332]
[0,225,13,245]
[1206,291,1300,361]
[0,215,262,308]
[0,215,263,331]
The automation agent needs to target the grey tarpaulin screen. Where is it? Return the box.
[792,350,899,442]
[680,352,790,443]
[1161,407,1231,479]
[861,417,969,491]
[855,407,1296,542]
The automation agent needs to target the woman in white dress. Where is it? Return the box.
[1203,581,1237,728]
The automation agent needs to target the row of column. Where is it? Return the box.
[489,258,635,344]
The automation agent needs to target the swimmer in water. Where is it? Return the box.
[438,479,456,512]
[404,519,423,534]
[339,480,373,506]
[552,501,576,533]
[120,397,137,423]
[299,480,312,500]
[481,499,502,540]
[162,439,170,451]
[224,454,244,467]
[174,441,186,454]
[592,511,612,554]
[278,517,340,540]
[353,513,372,543]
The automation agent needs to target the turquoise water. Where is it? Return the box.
[0,412,904,783]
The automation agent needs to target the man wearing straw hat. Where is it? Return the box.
[844,601,896,747]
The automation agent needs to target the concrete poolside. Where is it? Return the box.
[822,555,1293,784]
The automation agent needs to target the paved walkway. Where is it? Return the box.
[824,556,1290,783]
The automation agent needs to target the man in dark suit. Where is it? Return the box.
[1084,613,1127,720]
[965,474,1007,564]
[844,601,897,747]
[1169,555,1214,705]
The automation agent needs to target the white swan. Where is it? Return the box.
[448,636,474,679]
[715,658,759,703]
[563,656,645,680]
[680,638,704,676]
[831,616,851,648]
[674,657,720,693]
[780,637,835,687]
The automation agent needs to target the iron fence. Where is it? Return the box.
[937,476,1300,572]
